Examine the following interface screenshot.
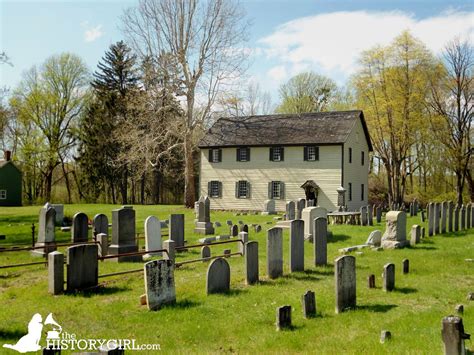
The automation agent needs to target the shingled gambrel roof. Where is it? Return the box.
[198,110,373,151]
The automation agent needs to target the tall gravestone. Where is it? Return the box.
[383,263,395,292]
[410,225,421,246]
[381,211,408,249]
[314,217,327,266]
[301,290,316,318]
[335,255,356,313]
[376,206,382,223]
[368,206,373,226]
[466,204,471,229]
[109,206,140,262]
[360,206,368,226]
[289,220,304,272]
[442,316,469,354]
[441,201,448,234]
[206,258,230,294]
[296,198,306,220]
[267,227,283,279]
[71,212,88,243]
[245,241,259,285]
[93,214,108,239]
[194,196,214,235]
[286,201,296,220]
[170,214,185,248]
[231,224,239,237]
[448,201,454,232]
[454,206,460,232]
[32,203,57,257]
[66,244,98,292]
[471,203,474,228]
[461,205,466,230]
[48,251,64,295]
[51,204,64,225]
[302,206,327,241]
[262,200,277,215]
[428,203,434,236]
[238,231,248,255]
[434,202,441,235]
[144,216,162,259]
[144,259,176,310]
[276,306,292,331]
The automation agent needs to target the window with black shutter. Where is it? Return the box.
[270,146,284,161]
[348,148,352,163]
[236,180,250,198]
[236,147,250,162]
[348,183,352,201]
[361,183,364,201]
[304,146,319,161]
[361,151,365,166]
[268,181,285,199]
[208,148,222,163]
[208,181,221,198]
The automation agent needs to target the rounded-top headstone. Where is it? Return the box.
[206,258,230,294]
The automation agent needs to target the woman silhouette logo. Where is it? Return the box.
[3,313,43,353]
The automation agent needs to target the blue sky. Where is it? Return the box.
[1,0,473,101]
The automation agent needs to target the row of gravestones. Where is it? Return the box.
[426,201,474,236]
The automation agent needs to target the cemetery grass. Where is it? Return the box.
[0,204,473,354]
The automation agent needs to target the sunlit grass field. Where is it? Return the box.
[0,204,473,354]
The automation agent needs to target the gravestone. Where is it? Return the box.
[366,230,382,247]
[409,202,414,216]
[381,211,408,249]
[360,206,368,226]
[368,274,375,288]
[461,205,466,230]
[276,306,292,331]
[471,203,474,228]
[421,227,425,239]
[201,245,211,262]
[194,196,214,235]
[240,224,249,233]
[71,212,89,243]
[66,244,98,292]
[383,263,395,292]
[428,203,434,236]
[289,220,304,272]
[414,199,418,215]
[410,225,421,246]
[421,209,426,223]
[32,203,57,257]
[380,330,392,344]
[434,202,441,235]
[301,290,316,318]
[238,231,248,255]
[302,206,327,241]
[170,214,185,248]
[97,233,108,257]
[267,227,283,279]
[402,259,409,274]
[51,204,64,225]
[93,214,108,239]
[335,255,356,313]
[144,259,176,310]
[467,204,471,229]
[448,201,454,232]
[376,206,382,223]
[206,258,230,294]
[245,241,259,285]
[314,217,327,266]
[163,239,175,262]
[109,206,140,262]
[231,224,239,237]
[48,251,64,295]
[262,200,277,215]
[226,220,233,226]
[368,206,373,226]
[441,201,448,233]
[286,201,296,220]
[144,216,162,259]
[296,198,306,220]
[454,206,460,232]
[214,221,221,228]
[255,225,262,233]
[441,316,469,355]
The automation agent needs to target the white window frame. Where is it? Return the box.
[210,181,220,198]
[271,181,281,199]
[0,190,6,200]
[238,181,248,199]
[273,147,282,161]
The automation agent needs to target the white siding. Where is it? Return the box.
[200,146,342,212]
[343,119,370,211]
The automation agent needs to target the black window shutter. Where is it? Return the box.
[208,149,213,162]
[246,181,251,198]
[247,147,251,161]
[315,146,320,161]
[268,182,273,199]
[269,147,274,161]
[208,181,211,196]
[280,147,285,161]
[304,146,308,161]
[218,149,222,162]
[218,182,223,197]
[236,148,241,161]
[235,181,239,198]
[280,182,285,200]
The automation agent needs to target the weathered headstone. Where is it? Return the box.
[368,205,373,226]
[48,251,64,295]
[381,211,407,249]
[262,199,277,215]
[441,316,469,355]
[231,224,239,237]
[144,216,162,258]
[409,202,414,216]
[454,206,460,232]
[201,245,211,262]
[434,202,441,235]
[286,201,296,220]
[92,213,108,239]
[255,225,262,233]
[214,221,221,228]
[302,206,327,241]
[240,224,249,233]
[276,306,292,331]
[421,209,426,223]
[194,196,215,235]
[144,259,176,310]
[410,225,421,246]
[32,203,57,257]
[441,201,448,234]
[383,263,395,292]
[245,241,259,285]
[448,201,454,232]
[66,244,98,291]
[206,258,230,294]
[289,220,304,272]
[368,274,375,288]
[461,205,466,230]
[170,214,185,248]
[335,255,356,313]
[380,330,392,344]
[51,204,64,225]
[360,206,368,226]
[428,202,434,236]
[314,217,327,266]
[366,230,382,247]
[267,227,283,279]
[109,206,139,262]
[376,206,382,223]
[467,204,471,229]
[296,198,306,220]
[402,259,409,274]
[97,233,108,257]
[163,239,175,262]
[238,231,248,255]
[301,290,316,318]
[226,220,233,226]
[421,227,425,239]
[71,212,89,243]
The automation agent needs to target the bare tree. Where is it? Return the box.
[121,0,249,207]
[216,81,273,117]
[429,38,473,205]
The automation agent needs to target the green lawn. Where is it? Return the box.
[0,204,473,354]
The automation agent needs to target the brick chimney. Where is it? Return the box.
[4,150,11,161]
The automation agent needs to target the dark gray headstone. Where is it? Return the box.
[201,245,211,262]
[376,206,382,223]
[267,227,283,279]
[93,213,108,238]
[428,202,434,236]
[286,201,296,220]
[245,241,259,285]
[368,274,375,289]
[72,212,89,243]
[231,224,239,237]
[434,202,441,235]
[467,204,471,229]
[461,205,466,230]
[441,201,448,233]
[289,220,304,272]
[368,205,373,226]
[301,290,316,318]
[360,206,368,226]
[194,196,214,235]
[66,244,98,291]
[383,263,395,292]
[454,206,460,232]
[206,258,230,294]
[441,316,469,355]
[170,214,185,247]
[335,255,356,313]
[314,217,327,266]
[296,198,306,220]
[109,206,139,262]
[276,306,292,331]
[402,259,409,274]
[144,259,176,310]
[448,201,454,232]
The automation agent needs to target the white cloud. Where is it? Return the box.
[258,10,474,82]
[81,21,104,43]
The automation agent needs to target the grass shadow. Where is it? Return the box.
[357,304,398,313]
[65,285,131,297]
[284,272,320,282]
[413,246,438,250]
[0,329,27,340]
[162,299,200,310]
[306,267,333,276]
[221,288,249,297]
[0,272,21,279]
[328,234,351,243]
[394,287,417,294]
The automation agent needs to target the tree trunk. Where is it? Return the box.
[184,133,195,208]
[152,167,162,205]
[44,166,54,202]
[120,169,128,205]
[466,170,474,203]
[60,160,72,204]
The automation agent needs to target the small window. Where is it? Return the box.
[236,180,250,199]
[348,183,352,201]
[236,147,250,162]
[208,181,221,198]
[361,151,365,166]
[0,190,6,199]
[361,184,364,201]
[270,147,284,161]
[348,148,352,163]
[304,146,319,161]
[208,149,222,163]
[268,181,285,200]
